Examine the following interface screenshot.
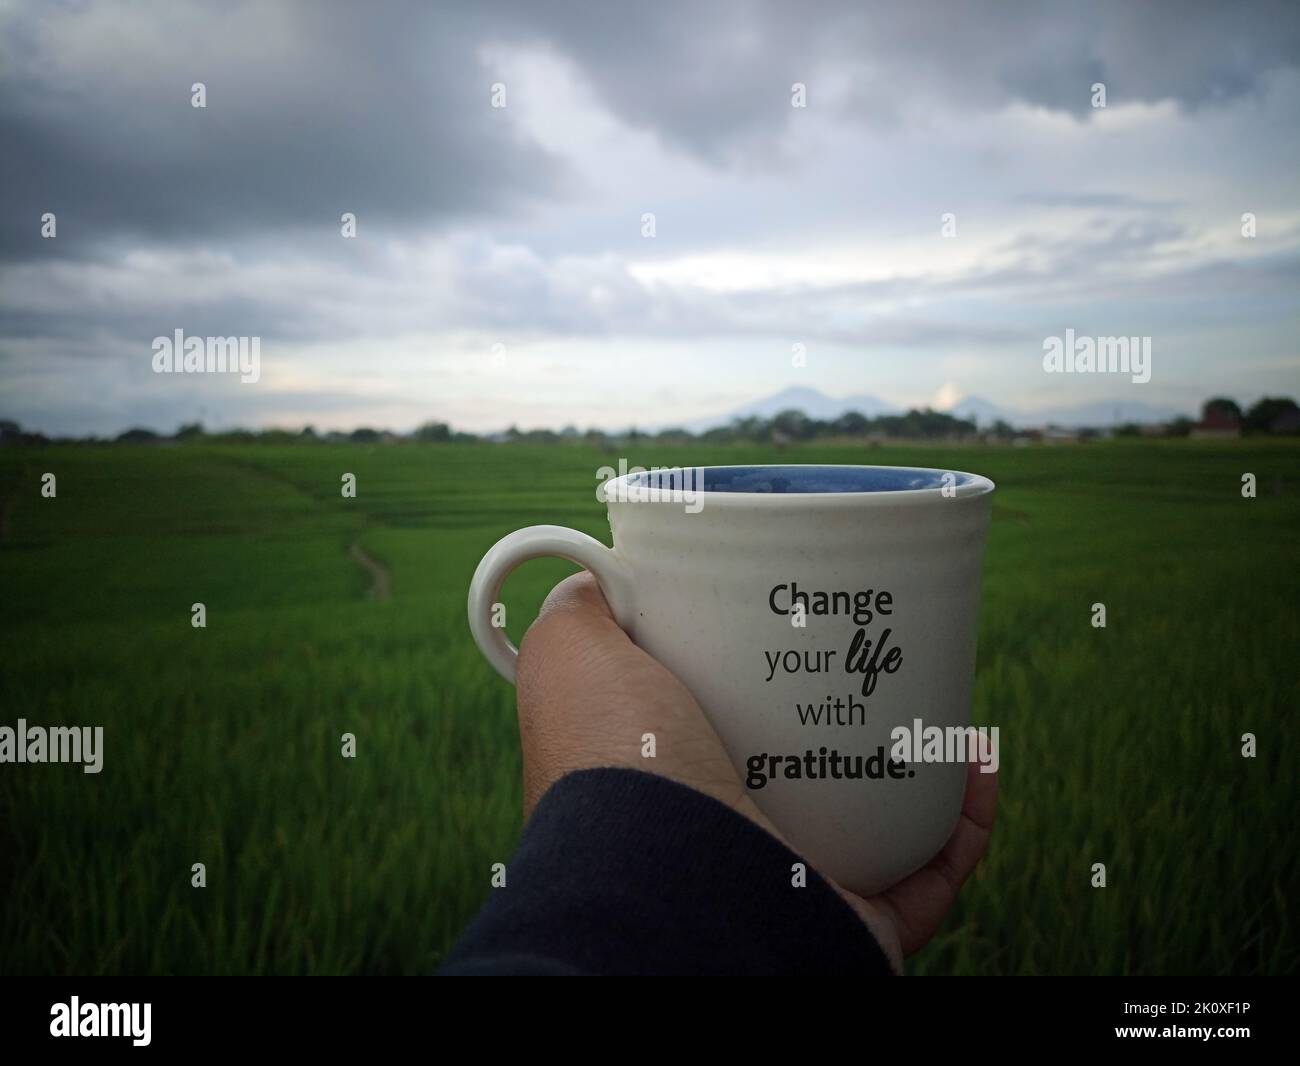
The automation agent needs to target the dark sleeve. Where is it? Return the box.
[439,767,895,976]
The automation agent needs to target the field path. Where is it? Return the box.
[348,540,391,601]
[216,454,394,603]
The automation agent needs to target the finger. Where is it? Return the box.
[959,734,999,831]
[519,572,621,671]
[533,569,623,629]
[934,757,999,893]
[870,757,998,956]
[515,572,642,801]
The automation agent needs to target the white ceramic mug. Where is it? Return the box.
[468,464,995,894]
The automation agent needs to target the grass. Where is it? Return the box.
[0,438,1296,975]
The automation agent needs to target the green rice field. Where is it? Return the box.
[0,439,1296,975]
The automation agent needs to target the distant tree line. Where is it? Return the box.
[2,394,1297,448]
[502,407,981,446]
[1114,396,1299,438]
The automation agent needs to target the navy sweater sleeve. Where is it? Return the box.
[440,768,895,976]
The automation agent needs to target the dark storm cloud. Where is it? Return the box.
[508,0,1300,156]
[4,0,1298,262]
[0,0,566,260]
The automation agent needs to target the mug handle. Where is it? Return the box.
[467,524,635,684]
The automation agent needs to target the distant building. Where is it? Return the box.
[1040,426,1080,444]
[1190,408,1241,439]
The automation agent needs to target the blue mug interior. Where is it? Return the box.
[624,465,977,494]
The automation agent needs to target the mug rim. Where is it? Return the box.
[604,463,996,506]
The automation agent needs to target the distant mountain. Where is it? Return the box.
[949,394,1187,428]
[682,387,1189,433]
[946,395,1009,426]
[684,386,897,431]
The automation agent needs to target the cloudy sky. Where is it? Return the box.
[2,0,1298,436]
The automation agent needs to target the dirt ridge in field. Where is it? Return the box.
[348,539,391,601]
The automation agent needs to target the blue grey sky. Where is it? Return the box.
[1,0,1298,435]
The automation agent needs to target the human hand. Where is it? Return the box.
[515,572,997,971]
